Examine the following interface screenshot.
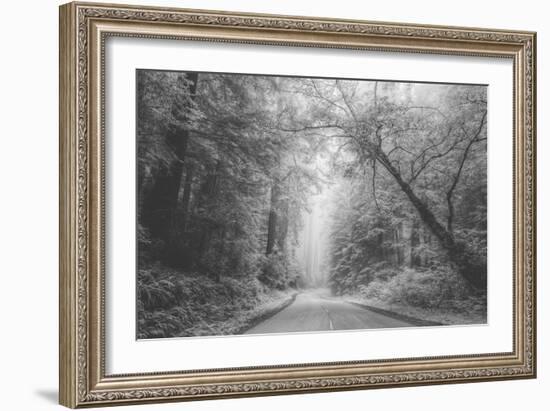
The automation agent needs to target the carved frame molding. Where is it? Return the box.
[59,2,536,407]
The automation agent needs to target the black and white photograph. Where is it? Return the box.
[136,69,488,339]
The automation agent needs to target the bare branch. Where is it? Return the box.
[446,110,487,233]
[335,80,359,123]
[310,80,349,115]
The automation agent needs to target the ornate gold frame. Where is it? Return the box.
[59,1,536,408]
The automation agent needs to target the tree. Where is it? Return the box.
[284,80,487,288]
[137,70,199,259]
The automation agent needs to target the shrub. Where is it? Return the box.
[258,251,300,290]
[359,266,472,309]
[136,262,294,339]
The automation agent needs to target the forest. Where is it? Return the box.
[136,70,487,339]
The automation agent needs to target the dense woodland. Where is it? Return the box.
[136,70,487,338]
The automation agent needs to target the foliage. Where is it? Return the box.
[258,252,302,290]
[358,267,468,308]
[323,81,487,303]
[136,70,488,336]
[137,264,295,338]
[352,265,487,324]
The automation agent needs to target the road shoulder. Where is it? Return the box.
[346,300,443,326]
[238,292,298,334]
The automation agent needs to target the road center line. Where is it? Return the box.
[320,305,334,330]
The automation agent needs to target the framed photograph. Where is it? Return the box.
[59,2,536,408]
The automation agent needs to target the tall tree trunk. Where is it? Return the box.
[197,229,212,264]
[402,220,413,267]
[196,160,222,266]
[276,199,289,252]
[141,72,199,243]
[265,182,280,255]
[165,72,199,204]
[376,151,486,289]
[180,163,194,234]
[142,160,182,238]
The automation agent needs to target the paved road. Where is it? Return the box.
[245,291,414,335]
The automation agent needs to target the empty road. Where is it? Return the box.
[245,291,414,335]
